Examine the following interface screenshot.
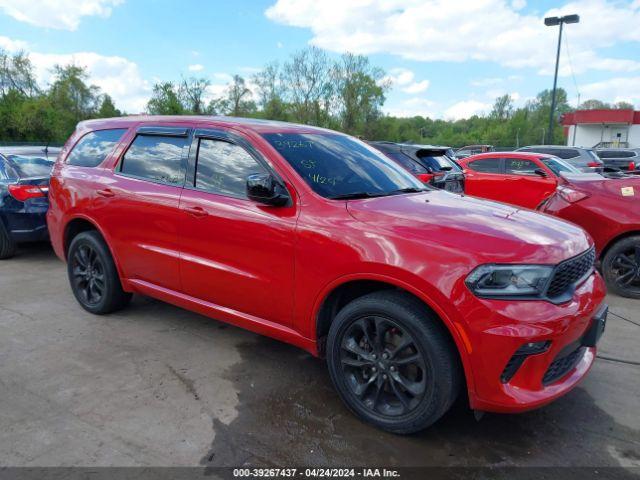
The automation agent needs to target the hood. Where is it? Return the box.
[562,173,640,200]
[346,191,591,265]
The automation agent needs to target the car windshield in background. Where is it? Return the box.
[6,155,54,177]
[541,156,581,175]
[416,151,461,172]
[262,133,425,199]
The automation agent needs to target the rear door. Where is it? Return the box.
[462,157,508,202]
[502,157,557,209]
[98,126,191,292]
[178,127,297,326]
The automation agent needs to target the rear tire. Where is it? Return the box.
[602,236,640,299]
[67,231,132,314]
[0,221,16,260]
[326,290,462,434]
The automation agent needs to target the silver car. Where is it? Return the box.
[516,145,603,172]
[596,148,639,171]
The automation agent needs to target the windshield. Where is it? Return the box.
[540,156,581,175]
[416,151,461,172]
[6,155,54,178]
[262,133,425,199]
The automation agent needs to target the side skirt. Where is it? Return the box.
[127,278,318,356]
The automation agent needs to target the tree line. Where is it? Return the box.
[0,47,634,147]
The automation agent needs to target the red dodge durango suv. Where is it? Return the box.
[48,116,607,433]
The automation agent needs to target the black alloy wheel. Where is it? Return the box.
[603,236,640,299]
[67,231,132,314]
[71,243,106,306]
[339,315,429,417]
[327,291,461,434]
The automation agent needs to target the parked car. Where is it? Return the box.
[596,147,640,171]
[459,151,640,298]
[0,146,60,259]
[48,117,607,433]
[454,144,494,160]
[516,145,603,172]
[367,141,464,192]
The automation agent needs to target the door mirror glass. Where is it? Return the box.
[246,173,289,206]
[534,168,548,177]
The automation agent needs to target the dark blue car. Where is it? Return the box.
[0,146,60,259]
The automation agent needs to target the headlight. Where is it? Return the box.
[466,265,553,297]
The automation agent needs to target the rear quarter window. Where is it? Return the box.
[67,129,127,167]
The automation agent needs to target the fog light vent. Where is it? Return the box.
[500,341,551,383]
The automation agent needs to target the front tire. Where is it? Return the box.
[326,290,462,434]
[602,236,640,299]
[67,231,132,314]
[0,220,16,260]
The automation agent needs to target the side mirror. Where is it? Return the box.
[246,173,289,207]
[534,168,548,177]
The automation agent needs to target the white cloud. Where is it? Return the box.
[29,51,150,112]
[0,35,28,51]
[444,100,491,120]
[0,0,123,30]
[265,0,640,75]
[384,97,436,118]
[188,64,204,72]
[580,77,640,106]
[383,67,430,94]
[402,80,430,94]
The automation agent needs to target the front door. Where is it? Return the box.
[178,128,297,326]
[502,157,557,209]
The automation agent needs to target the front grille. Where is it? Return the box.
[542,347,585,385]
[546,247,595,298]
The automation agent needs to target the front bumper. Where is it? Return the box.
[459,271,607,413]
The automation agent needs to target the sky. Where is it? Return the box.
[0,0,638,119]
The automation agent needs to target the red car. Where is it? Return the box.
[48,117,607,433]
[460,152,640,298]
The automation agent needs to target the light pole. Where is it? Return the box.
[544,14,579,144]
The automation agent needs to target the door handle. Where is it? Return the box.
[184,205,208,218]
[97,188,115,198]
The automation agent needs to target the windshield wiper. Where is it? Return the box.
[329,191,388,200]
[330,187,427,200]
[387,187,428,195]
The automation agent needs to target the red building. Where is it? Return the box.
[561,109,640,148]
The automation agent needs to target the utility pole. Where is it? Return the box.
[544,14,580,144]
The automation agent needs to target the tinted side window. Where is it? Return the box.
[195,138,267,197]
[120,135,187,185]
[67,129,127,167]
[468,158,501,173]
[505,158,538,175]
[555,149,579,159]
[383,152,427,174]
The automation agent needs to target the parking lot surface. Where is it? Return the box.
[1,243,639,470]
